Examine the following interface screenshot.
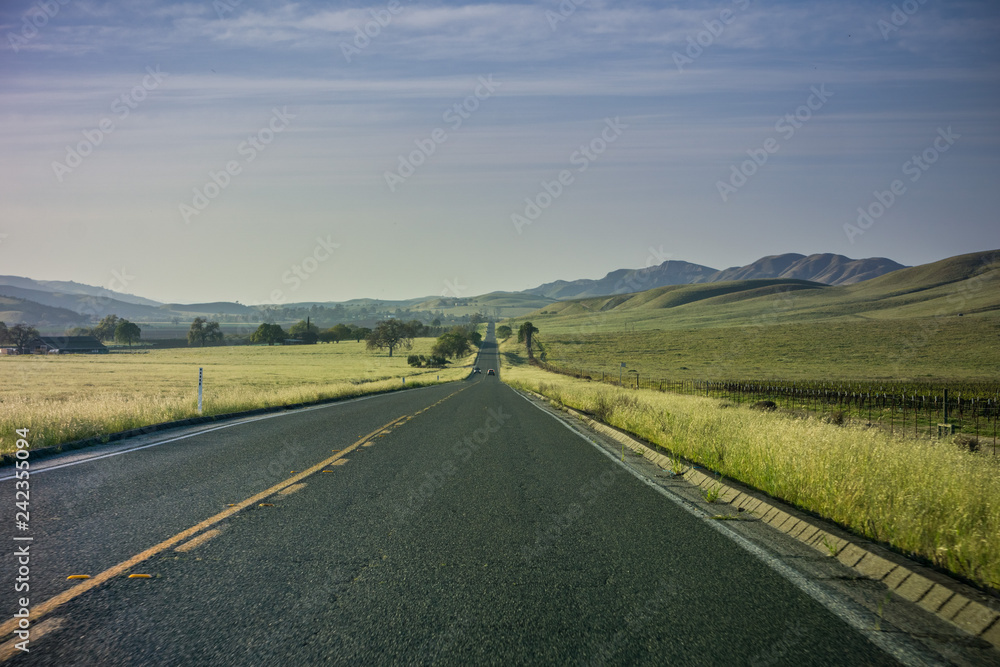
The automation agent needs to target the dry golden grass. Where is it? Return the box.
[500,342,1000,591]
[1,339,475,453]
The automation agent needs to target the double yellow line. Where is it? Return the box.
[0,384,472,645]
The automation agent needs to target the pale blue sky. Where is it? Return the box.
[2,0,998,304]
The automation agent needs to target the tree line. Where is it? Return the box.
[0,314,492,356]
[0,322,38,354]
[66,314,143,346]
[0,315,145,353]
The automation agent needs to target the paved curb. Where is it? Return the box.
[525,392,1000,649]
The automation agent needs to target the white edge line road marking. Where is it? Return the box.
[0,385,438,481]
[511,387,942,667]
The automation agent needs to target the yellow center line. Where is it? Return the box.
[0,414,406,641]
[175,529,223,553]
[0,384,473,644]
[0,618,65,661]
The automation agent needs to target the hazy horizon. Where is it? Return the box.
[3,0,998,305]
[0,248,966,307]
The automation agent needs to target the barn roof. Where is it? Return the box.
[33,335,107,351]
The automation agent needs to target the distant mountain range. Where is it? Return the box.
[529,249,999,327]
[524,253,908,300]
[0,252,911,327]
[0,276,161,307]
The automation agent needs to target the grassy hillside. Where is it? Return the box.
[411,291,556,317]
[531,318,1000,382]
[508,250,1000,382]
[0,295,87,327]
[516,250,999,334]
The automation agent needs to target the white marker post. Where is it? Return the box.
[198,367,203,414]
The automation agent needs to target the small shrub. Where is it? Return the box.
[702,479,723,503]
[592,392,613,422]
[954,434,980,453]
[822,410,845,426]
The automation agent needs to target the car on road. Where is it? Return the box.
[487,369,495,376]
[473,367,481,374]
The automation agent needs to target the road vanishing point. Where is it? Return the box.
[1,324,994,665]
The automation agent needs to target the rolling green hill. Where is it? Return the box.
[508,250,1000,382]
[519,250,999,333]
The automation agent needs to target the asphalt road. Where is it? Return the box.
[1,327,920,665]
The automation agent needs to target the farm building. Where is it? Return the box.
[30,335,109,354]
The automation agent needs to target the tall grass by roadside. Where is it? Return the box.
[502,350,1000,592]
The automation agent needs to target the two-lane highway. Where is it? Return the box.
[2,327,920,664]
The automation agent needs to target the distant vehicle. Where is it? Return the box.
[473,367,481,374]
[487,369,495,376]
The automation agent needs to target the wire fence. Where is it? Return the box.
[534,362,1000,453]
